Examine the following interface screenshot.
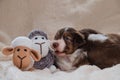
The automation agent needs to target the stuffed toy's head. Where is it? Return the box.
[2,36,41,71]
[28,30,55,70]
[28,30,50,57]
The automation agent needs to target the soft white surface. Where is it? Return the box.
[0,53,120,80]
[88,34,108,42]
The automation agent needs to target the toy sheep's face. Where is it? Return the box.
[31,36,50,57]
[2,46,41,71]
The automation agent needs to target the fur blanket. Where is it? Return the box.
[0,55,120,80]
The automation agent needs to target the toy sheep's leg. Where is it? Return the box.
[28,67,35,71]
[49,65,57,73]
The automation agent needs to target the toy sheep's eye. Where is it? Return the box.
[35,37,38,40]
[42,37,45,40]
[24,49,27,52]
[17,48,20,52]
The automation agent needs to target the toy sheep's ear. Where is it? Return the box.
[2,47,14,55]
[30,49,41,61]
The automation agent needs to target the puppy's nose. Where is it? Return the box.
[53,42,59,48]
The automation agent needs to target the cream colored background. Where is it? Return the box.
[0,0,120,46]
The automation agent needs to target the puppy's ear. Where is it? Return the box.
[73,32,86,47]
[2,47,14,55]
[30,49,41,61]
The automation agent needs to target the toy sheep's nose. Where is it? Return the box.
[53,42,59,48]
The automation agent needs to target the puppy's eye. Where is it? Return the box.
[35,37,38,40]
[24,49,27,52]
[17,48,20,52]
[64,36,72,41]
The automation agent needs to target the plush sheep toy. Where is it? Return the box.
[28,30,56,71]
[2,36,41,71]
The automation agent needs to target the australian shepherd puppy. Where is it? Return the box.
[51,27,120,71]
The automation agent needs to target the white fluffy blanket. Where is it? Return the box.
[0,53,120,80]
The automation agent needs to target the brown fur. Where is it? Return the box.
[79,28,120,69]
[53,28,89,71]
[83,34,120,69]
[54,28,85,55]
[53,28,120,70]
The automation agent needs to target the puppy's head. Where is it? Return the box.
[52,27,85,56]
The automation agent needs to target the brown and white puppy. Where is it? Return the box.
[52,27,120,71]
[51,27,89,71]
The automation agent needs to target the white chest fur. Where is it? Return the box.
[56,49,87,71]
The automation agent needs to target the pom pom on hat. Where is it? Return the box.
[11,36,32,48]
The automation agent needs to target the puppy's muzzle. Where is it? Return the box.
[52,42,59,49]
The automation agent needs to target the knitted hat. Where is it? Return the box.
[11,36,32,48]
